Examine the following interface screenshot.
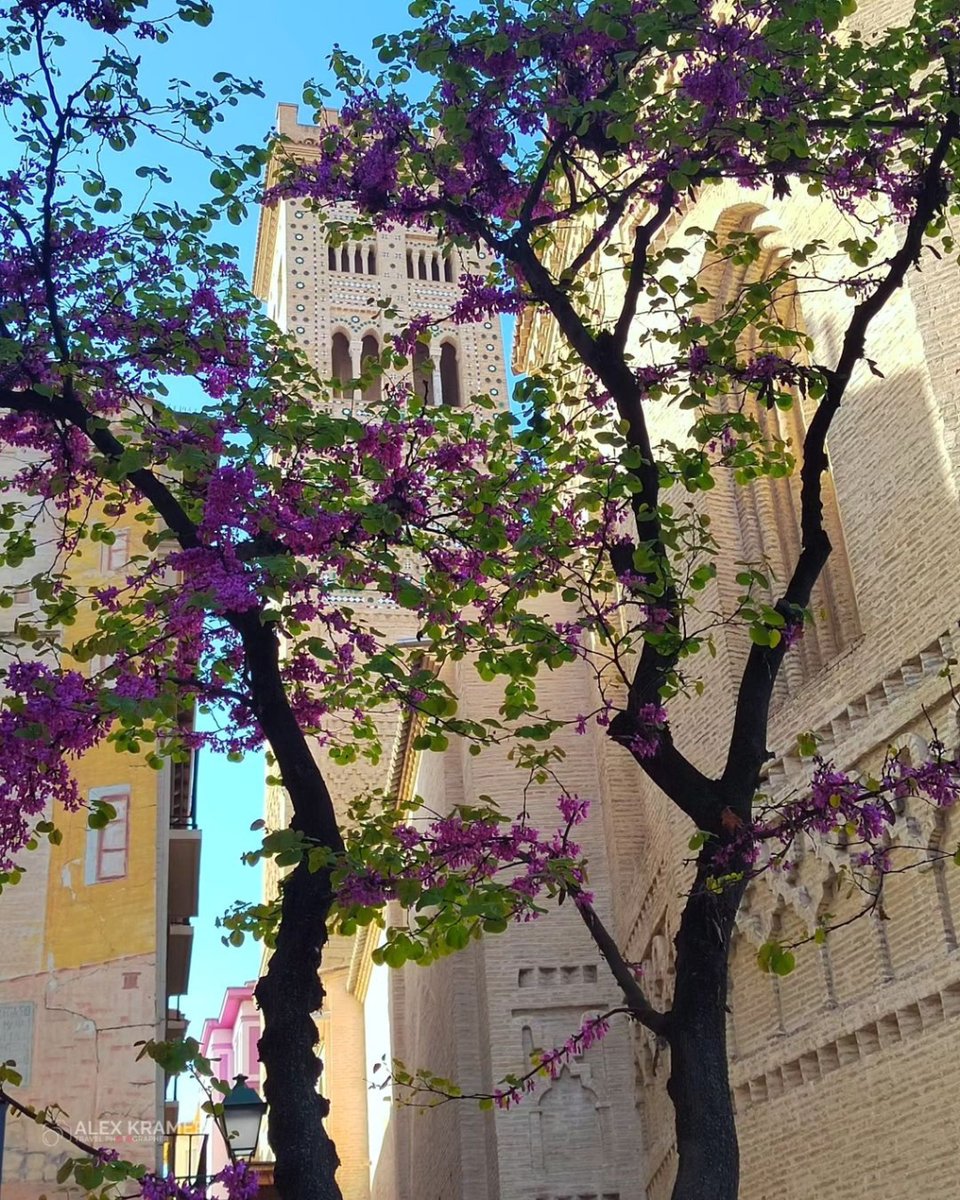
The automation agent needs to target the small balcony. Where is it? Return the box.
[170,749,197,831]
[166,1006,188,1042]
[167,921,194,997]
[166,745,200,992]
[168,827,201,922]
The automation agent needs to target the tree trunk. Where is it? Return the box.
[667,858,746,1200]
[255,862,343,1200]
[239,619,347,1200]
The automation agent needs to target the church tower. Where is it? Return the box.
[253,104,509,414]
[251,105,646,1200]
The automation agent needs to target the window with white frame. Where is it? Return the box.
[84,787,131,883]
[100,529,130,575]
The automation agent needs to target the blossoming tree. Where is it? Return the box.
[3,1,960,1200]
[271,1,960,1198]
[0,4,645,1197]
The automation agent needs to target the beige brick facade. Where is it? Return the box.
[512,0,960,1189]
[257,27,960,1188]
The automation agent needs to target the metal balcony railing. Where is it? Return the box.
[161,1130,209,1192]
[170,750,198,830]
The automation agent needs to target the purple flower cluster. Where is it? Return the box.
[140,1163,258,1199]
[450,274,525,324]
[0,663,110,867]
[710,751,960,882]
[629,703,668,760]
[337,794,593,922]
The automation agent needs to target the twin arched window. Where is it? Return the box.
[412,341,461,406]
[333,333,461,407]
[330,332,383,404]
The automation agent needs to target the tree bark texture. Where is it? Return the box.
[241,618,346,1200]
[255,864,342,1200]
[667,859,746,1200]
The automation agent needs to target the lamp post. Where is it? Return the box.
[221,1076,266,1163]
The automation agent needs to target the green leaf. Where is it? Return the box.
[757,940,796,976]
[444,923,470,951]
[772,950,796,976]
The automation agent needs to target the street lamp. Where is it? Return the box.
[221,1076,266,1162]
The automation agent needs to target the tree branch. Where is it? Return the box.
[560,173,650,285]
[612,183,677,352]
[573,894,668,1037]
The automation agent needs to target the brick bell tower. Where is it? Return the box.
[252,105,642,1200]
[253,104,510,417]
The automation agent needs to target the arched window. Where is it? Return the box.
[700,206,860,694]
[328,245,337,271]
[430,253,441,281]
[340,246,350,273]
[412,343,434,403]
[354,247,364,274]
[331,332,352,399]
[439,341,461,407]
[367,248,377,275]
[417,251,428,280]
[443,253,454,283]
[537,1070,603,1178]
[406,249,414,279]
[360,334,381,405]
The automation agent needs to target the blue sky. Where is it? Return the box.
[130,0,427,279]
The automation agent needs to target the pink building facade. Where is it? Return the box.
[198,982,265,1188]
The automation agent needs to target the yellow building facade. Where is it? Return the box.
[0,479,201,1195]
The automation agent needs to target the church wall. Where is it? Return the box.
[452,638,645,1200]
[512,6,960,1181]
[588,170,960,1197]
